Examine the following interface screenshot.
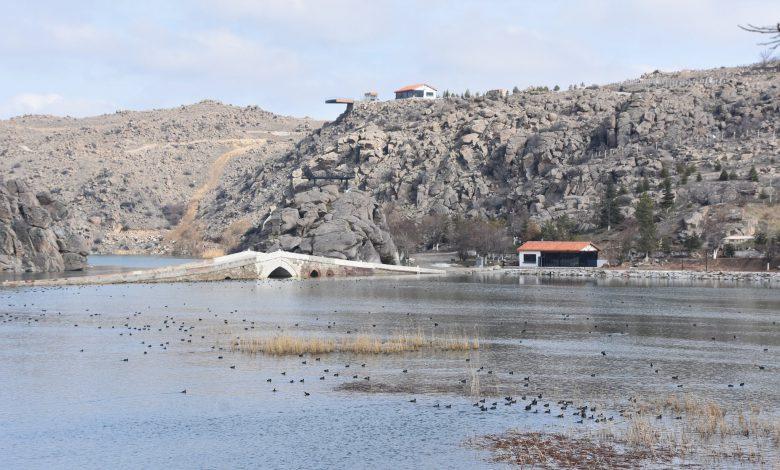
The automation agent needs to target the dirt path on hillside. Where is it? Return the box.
[168,139,265,250]
[125,137,265,155]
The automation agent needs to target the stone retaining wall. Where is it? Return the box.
[506,267,779,284]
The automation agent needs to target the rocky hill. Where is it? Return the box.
[203,64,779,261]
[0,178,87,272]
[0,100,321,256]
[2,65,777,265]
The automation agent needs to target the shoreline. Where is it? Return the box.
[502,266,779,284]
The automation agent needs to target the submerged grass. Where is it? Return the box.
[473,393,779,468]
[231,330,479,356]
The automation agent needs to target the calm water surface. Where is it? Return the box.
[1,262,778,469]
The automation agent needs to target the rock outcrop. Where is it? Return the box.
[204,63,778,252]
[0,100,321,255]
[241,186,399,264]
[0,178,88,272]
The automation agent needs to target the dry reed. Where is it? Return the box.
[231,330,479,356]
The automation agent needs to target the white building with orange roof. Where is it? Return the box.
[394,83,437,100]
[517,241,601,268]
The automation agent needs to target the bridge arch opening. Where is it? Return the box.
[268,266,294,279]
[309,269,320,278]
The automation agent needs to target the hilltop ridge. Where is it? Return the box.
[202,63,779,261]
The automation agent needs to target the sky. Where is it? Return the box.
[0,0,778,120]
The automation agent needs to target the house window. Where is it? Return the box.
[425,91,434,97]
[523,254,537,264]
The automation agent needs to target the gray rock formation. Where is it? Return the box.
[241,186,399,264]
[0,100,321,255]
[0,178,88,272]
[205,64,778,252]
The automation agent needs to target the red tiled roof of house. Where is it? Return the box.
[516,241,599,252]
[394,83,437,93]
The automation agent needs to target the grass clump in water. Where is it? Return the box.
[231,330,479,356]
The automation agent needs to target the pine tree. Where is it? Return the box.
[748,166,759,182]
[635,193,657,258]
[512,86,520,94]
[598,180,623,231]
[636,177,650,194]
[696,172,702,182]
[660,177,675,210]
[719,169,729,181]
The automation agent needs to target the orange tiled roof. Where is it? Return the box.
[517,241,599,252]
[394,83,437,93]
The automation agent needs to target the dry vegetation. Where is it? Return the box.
[469,432,660,468]
[472,393,780,468]
[620,394,780,464]
[230,330,479,356]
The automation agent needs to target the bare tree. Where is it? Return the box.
[384,203,420,261]
[739,23,780,51]
[759,48,776,66]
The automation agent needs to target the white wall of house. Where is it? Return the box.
[395,85,437,100]
[518,251,541,267]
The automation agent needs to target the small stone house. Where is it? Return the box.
[394,84,437,100]
[517,241,600,268]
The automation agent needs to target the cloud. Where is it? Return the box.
[133,29,303,81]
[200,0,406,44]
[1,0,778,120]
[0,93,115,118]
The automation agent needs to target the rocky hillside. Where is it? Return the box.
[204,64,779,261]
[242,187,399,264]
[0,178,87,272]
[0,101,320,255]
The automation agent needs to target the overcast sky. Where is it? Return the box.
[1,0,778,120]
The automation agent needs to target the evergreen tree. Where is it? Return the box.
[660,177,675,210]
[553,84,560,91]
[635,193,657,258]
[714,161,722,171]
[464,89,471,98]
[696,172,702,182]
[636,177,650,194]
[682,233,703,252]
[512,86,520,94]
[748,166,759,182]
[598,180,623,230]
[729,170,737,180]
[659,167,669,179]
[719,169,729,181]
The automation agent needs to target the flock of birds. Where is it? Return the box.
[0,281,776,427]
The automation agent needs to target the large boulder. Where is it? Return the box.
[0,178,88,273]
[241,188,399,264]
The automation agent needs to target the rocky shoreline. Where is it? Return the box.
[505,267,779,284]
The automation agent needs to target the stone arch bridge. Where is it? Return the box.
[2,251,444,287]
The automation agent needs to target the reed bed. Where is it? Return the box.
[474,393,778,467]
[621,393,780,464]
[231,330,479,356]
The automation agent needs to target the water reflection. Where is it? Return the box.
[0,270,778,468]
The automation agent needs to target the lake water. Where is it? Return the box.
[0,255,195,282]
[1,260,778,468]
